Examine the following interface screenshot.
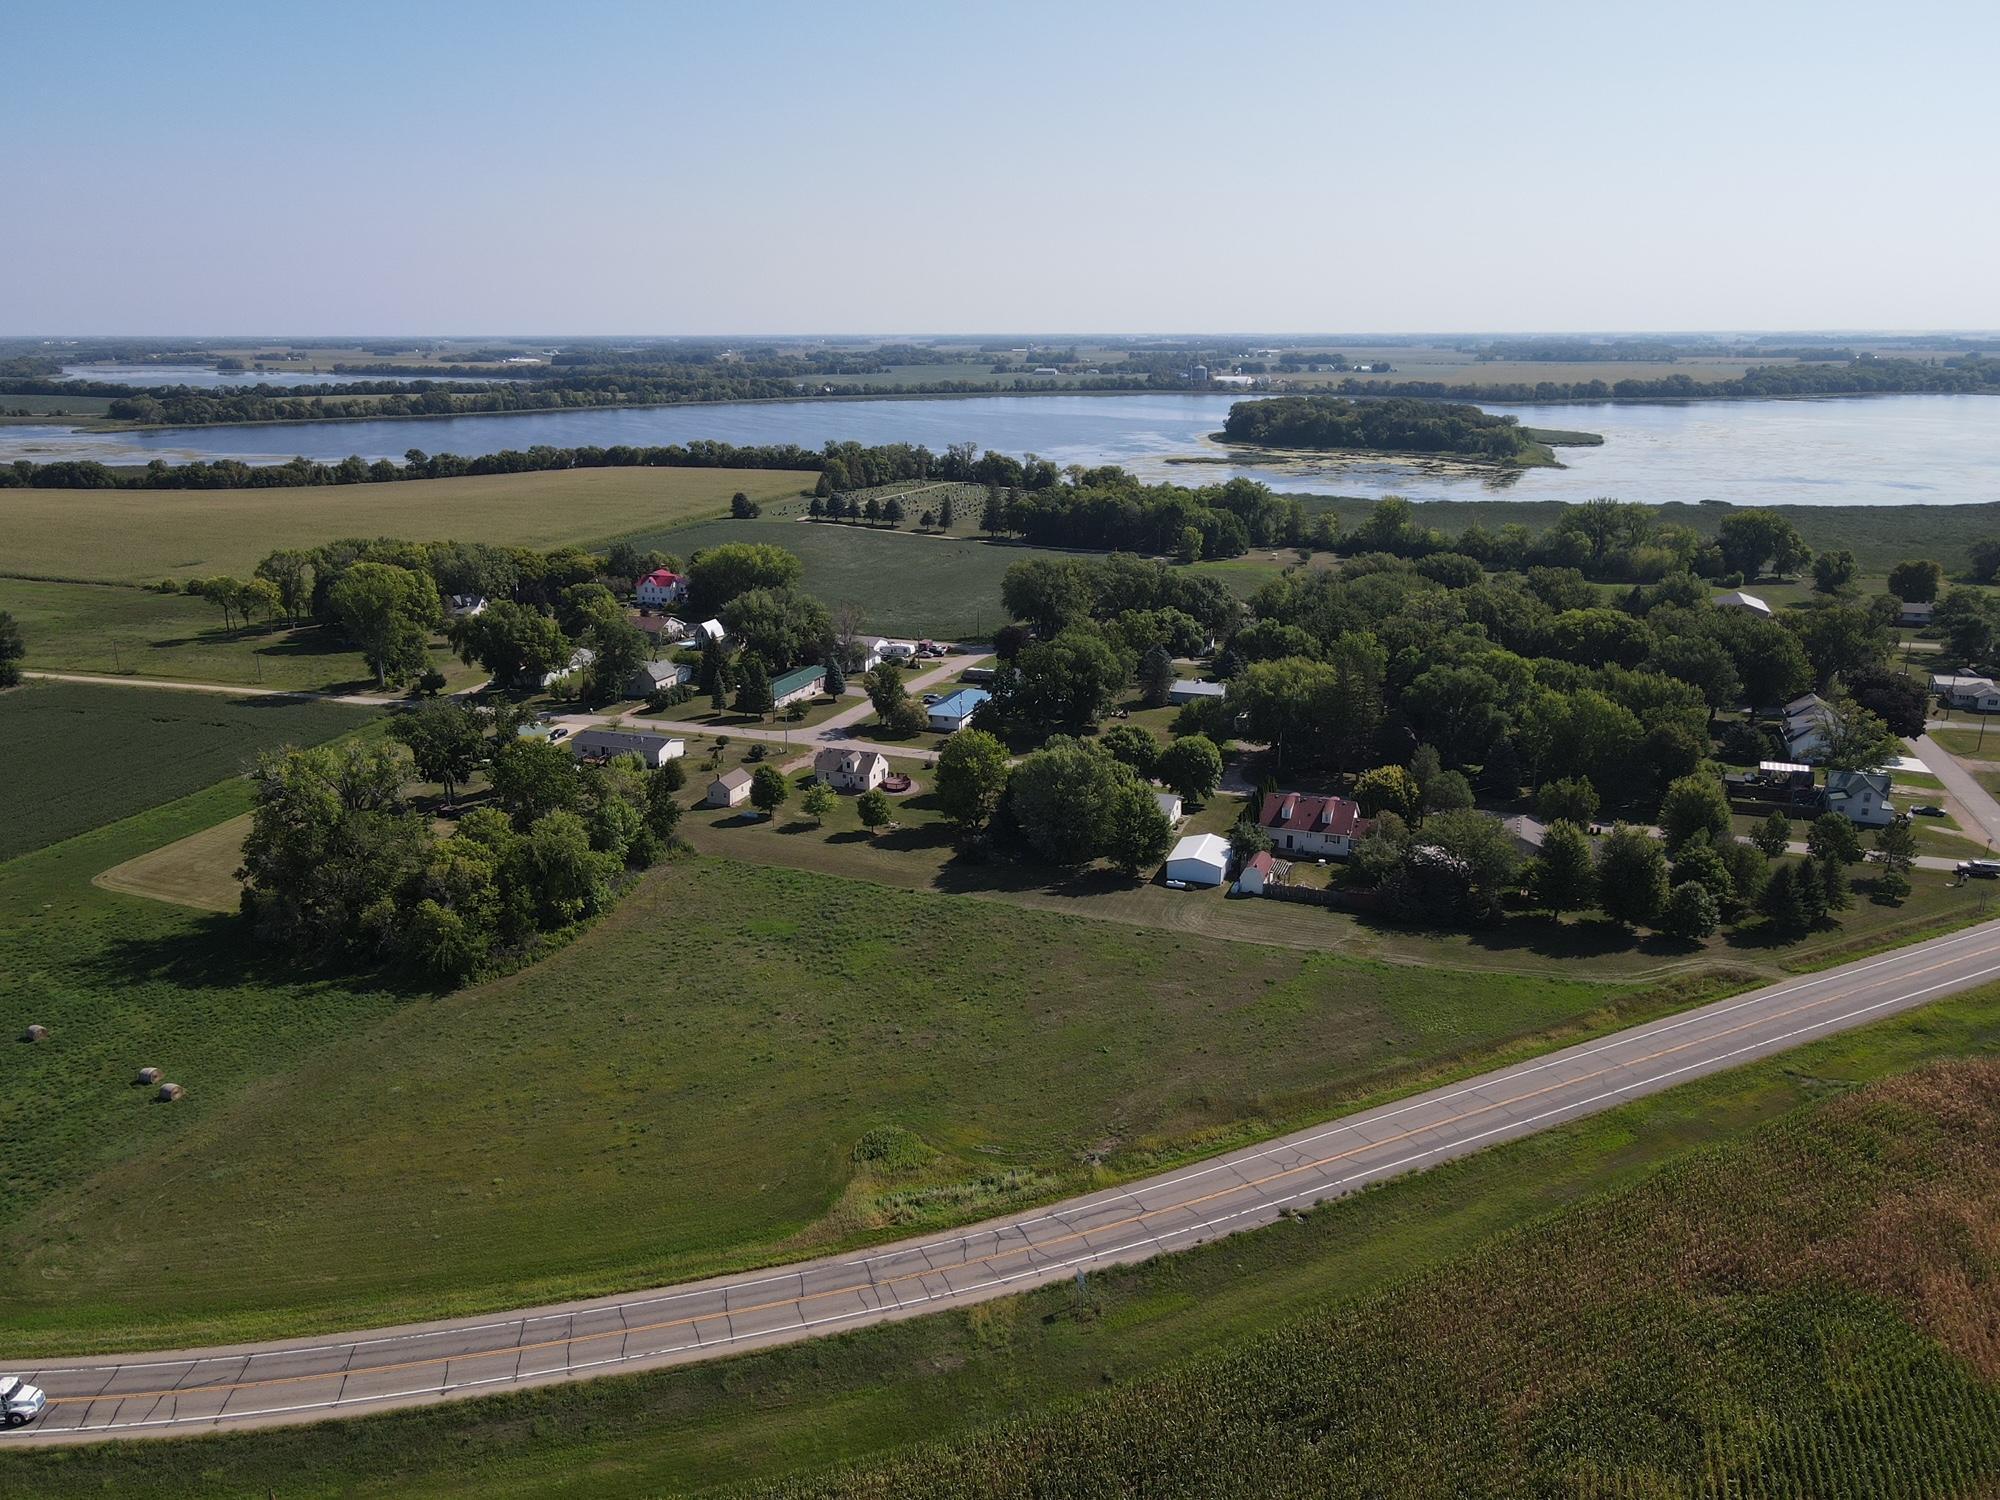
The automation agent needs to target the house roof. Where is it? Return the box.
[637,568,682,589]
[1932,674,1997,693]
[1169,679,1227,698]
[1153,791,1182,815]
[1242,850,1275,876]
[929,688,991,720]
[630,659,683,685]
[1714,590,1772,614]
[771,664,827,697]
[1258,791,1366,838]
[1167,832,1230,869]
[1827,768,1891,794]
[712,767,752,789]
[814,747,886,775]
[575,728,679,754]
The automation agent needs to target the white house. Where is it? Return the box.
[1783,695,1832,762]
[1153,791,1184,827]
[1825,768,1895,827]
[634,568,687,608]
[706,767,752,808]
[813,747,889,792]
[771,664,828,707]
[445,593,487,618]
[627,659,693,697]
[1234,849,1276,894]
[1898,599,1935,627]
[1257,792,1370,859]
[695,618,728,646]
[851,637,889,673]
[571,728,684,768]
[926,688,990,733]
[1714,590,1774,617]
[539,646,595,690]
[1932,674,2000,712]
[1167,679,1228,707]
[1163,833,1230,887]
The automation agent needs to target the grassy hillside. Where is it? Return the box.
[0,786,1736,1353]
[11,986,2000,1498]
[0,679,369,858]
[0,465,812,583]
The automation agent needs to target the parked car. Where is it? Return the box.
[1912,804,1946,817]
[0,1375,46,1427]
[549,726,569,741]
[1959,860,2000,880]
[921,693,942,705]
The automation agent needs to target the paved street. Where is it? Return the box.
[14,915,2000,1444]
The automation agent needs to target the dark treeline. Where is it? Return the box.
[1221,396,1539,460]
[1322,354,2000,404]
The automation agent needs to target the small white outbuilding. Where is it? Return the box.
[1163,832,1230,887]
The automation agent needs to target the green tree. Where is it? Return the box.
[684,542,804,617]
[1886,558,1944,604]
[585,619,649,706]
[883,496,907,527]
[800,780,835,826]
[822,650,846,697]
[1759,861,1809,931]
[1536,776,1600,827]
[749,763,789,817]
[1000,557,1098,635]
[1228,816,1273,865]
[1138,644,1176,708]
[1175,526,1204,564]
[329,561,442,688]
[1423,769,1476,814]
[939,493,956,529]
[721,587,833,672]
[1009,629,1132,731]
[521,809,617,927]
[1810,549,1858,594]
[1814,692,1900,772]
[1660,880,1720,941]
[1355,764,1423,822]
[1717,509,1811,578]
[389,700,485,808]
[0,609,22,687]
[856,787,893,837]
[1098,723,1160,774]
[255,548,315,625]
[1805,812,1863,865]
[1818,852,1852,912]
[1156,734,1225,804]
[1753,810,1793,858]
[1969,539,2000,584]
[1874,813,1917,902]
[1103,779,1173,876]
[1530,819,1596,920]
[645,764,684,841]
[489,737,580,827]
[1420,809,1522,919]
[733,655,774,718]
[934,728,1011,834]
[1008,737,1123,865]
[1658,772,1732,855]
[1595,824,1669,929]
[448,600,570,690]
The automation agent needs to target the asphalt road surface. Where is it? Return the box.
[14,916,2000,1445]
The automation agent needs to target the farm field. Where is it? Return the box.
[0,464,811,583]
[0,679,370,859]
[0,577,479,691]
[14,983,2000,1498]
[93,811,253,912]
[3,812,1746,1353]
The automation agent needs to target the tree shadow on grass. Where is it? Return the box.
[77,915,420,997]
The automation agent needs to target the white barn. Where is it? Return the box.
[1163,833,1229,887]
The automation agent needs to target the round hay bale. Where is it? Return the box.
[135,1066,163,1086]
[21,1024,48,1043]
[156,1082,185,1103]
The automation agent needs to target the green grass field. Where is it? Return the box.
[0,680,370,859]
[0,465,812,583]
[12,983,2000,1498]
[0,577,481,691]
[6,776,1764,1354]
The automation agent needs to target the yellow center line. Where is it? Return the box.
[55,940,1994,1410]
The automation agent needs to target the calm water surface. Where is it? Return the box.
[6,392,1997,507]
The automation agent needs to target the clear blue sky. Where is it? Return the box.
[7,0,1996,335]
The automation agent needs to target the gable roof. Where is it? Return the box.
[1258,791,1366,838]
[1242,849,1275,876]
[712,767,752,790]
[637,567,682,589]
[814,747,886,776]
[771,664,827,698]
[1167,832,1230,868]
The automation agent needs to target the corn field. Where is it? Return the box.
[762,1061,2000,1499]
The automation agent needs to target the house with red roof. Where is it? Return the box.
[635,567,686,608]
[1235,849,1276,894]
[1257,791,1370,860]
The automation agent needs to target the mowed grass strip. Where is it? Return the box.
[4,843,1648,1351]
[0,465,812,582]
[93,812,253,912]
[0,680,369,858]
[13,985,2000,1499]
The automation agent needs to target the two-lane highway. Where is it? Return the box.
[14,916,2000,1444]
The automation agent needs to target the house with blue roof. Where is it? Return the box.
[926,687,990,733]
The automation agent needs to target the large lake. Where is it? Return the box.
[58,363,505,388]
[6,391,1997,507]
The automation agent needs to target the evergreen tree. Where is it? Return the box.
[883,496,907,526]
[1819,852,1851,912]
[734,655,774,717]
[1138,644,1175,708]
[1531,819,1596,920]
[939,493,956,530]
[823,650,846,696]
[1480,737,1522,798]
[1797,854,1829,923]
[1760,862,1808,931]
[1595,824,1669,929]
[981,484,1006,535]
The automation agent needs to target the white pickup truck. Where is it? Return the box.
[0,1375,46,1427]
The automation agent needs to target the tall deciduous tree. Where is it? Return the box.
[1530,819,1596,920]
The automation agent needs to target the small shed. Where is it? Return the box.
[1164,832,1230,887]
[706,767,752,807]
[1714,590,1773,617]
[1235,849,1275,894]
[1154,791,1184,827]
[1167,679,1228,706]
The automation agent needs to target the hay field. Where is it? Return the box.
[0,464,813,583]
[93,812,251,912]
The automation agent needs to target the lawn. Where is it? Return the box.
[4,787,1757,1352]
[0,577,480,691]
[0,465,812,583]
[13,983,2000,1498]
[0,679,371,859]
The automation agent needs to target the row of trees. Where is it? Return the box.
[1221,396,1543,462]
